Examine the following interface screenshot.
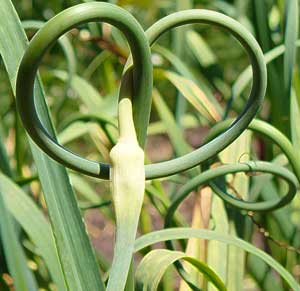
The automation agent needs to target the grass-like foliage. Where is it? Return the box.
[0,0,299,290]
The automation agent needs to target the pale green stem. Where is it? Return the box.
[107,98,145,290]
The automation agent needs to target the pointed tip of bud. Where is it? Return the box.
[118,98,137,142]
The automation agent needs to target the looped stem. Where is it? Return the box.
[17,7,266,181]
[144,9,267,179]
[16,2,152,178]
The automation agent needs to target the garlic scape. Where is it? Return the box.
[107,98,145,290]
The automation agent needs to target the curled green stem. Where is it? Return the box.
[17,7,266,181]
[16,2,152,178]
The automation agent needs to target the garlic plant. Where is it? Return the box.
[0,0,299,290]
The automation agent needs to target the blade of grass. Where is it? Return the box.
[179,190,212,290]
[186,30,217,68]
[219,132,252,290]
[162,70,221,122]
[148,114,198,136]
[0,127,12,177]
[152,88,191,156]
[290,90,300,157]
[153,45,222,114]
[206,195,228,291]
[52,69,103,112]
[83,51,111,80]
[232,40,300,104]
[173,0,192,126]
[136,249,226,291]
[0,173,65,290]
[0,190,38,291]
[284,0,298,102]
[58,121,92,145]
[247,254,284,290]
[281,0,299,136]
[52,69,119,116]
[283,0,298,137]
[251,0,284,133]
[70,173,104,204]
[0,126,38,291]
[251,0,273,53]
[134,228,300,290]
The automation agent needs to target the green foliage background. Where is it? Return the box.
[0,0,300,290]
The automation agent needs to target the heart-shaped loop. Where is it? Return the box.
[16,2,153,178]
[16,4,267,180]
[144,10,267,179]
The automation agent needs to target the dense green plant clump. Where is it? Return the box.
[0,0,300,290]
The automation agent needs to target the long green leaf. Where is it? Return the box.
[172,0,193,126]
[83,51,111,80]
[162,70,221,122]
[0,128,12,177]
[283,0,298,104]
[283,0,298,136]
[0,185,38,291]
[232,40,300,112]
[186,30,217,68]
[52,69,118,116]
[251,0,284,132]
[0,1,104,290]
[136,249,226,291]
[220,131,252,290]
[290,90,300,157]
[134,228,300,290]
[0,126,37,291]
[58,121,92,145]
[0,173,65,290]
[152,89,191,156]
[247,254,284,291]
[52,69,103,113]
[153,45,222,114]
[206,196,228,290]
